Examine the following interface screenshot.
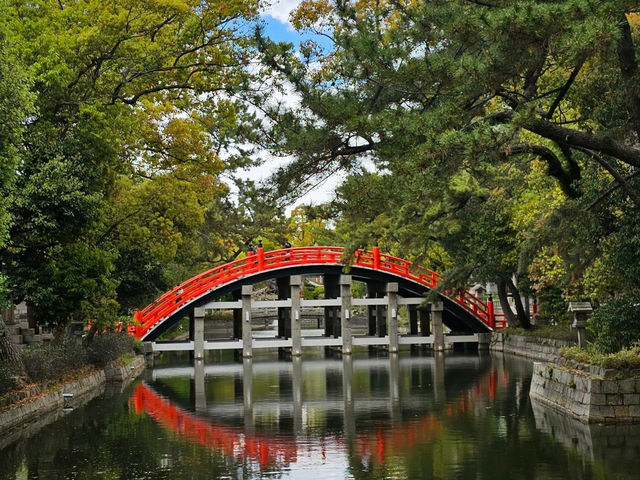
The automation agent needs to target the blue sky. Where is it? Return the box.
[241,1,343,210]
[261,15,301,44]
[260,3,332,51]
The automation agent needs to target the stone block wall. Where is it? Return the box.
[0,370,106,433]
[530,360,640,423]
[491,332,575,361]
[104,355,145,383]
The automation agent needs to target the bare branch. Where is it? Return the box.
[546,60,584,119]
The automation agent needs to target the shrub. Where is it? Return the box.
[588,296,640,353]
[22,346,63,382]
[0,361,21,395]
[560,345,640,371]
[86,332,134,366]
[22,342,88,382]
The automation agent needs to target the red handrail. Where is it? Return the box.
[128,246,500,339]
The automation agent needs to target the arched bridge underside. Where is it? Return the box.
[131,247,500,343]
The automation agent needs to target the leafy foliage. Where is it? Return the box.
[0,0,286,334]
[22,342,88,382]
[0,360,21,395]
[588,296,640,354]
[86,332,135,367]
[256,0,640,328]
[561,345,640,372]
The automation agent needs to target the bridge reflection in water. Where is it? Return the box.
[131,354,508,471]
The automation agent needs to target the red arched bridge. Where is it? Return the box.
[129,246,505,350]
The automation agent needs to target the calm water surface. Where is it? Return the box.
[2,351,640,479]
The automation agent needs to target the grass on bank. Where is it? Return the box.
[0,332,136,397]
[560,345,640,373]
[501,324,584,343]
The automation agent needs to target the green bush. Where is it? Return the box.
[22,342,88,382]
[561,345,640,372]
[588,296,640,353]
[0,361,21,395]
[86,332,134,366]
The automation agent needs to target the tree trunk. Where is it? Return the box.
[497,278,520,328]
[0,317,23,364]
[505,277,531,329]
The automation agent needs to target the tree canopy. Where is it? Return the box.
[0,0,280,333]
[2,0,640,345]
[255,0,640,326]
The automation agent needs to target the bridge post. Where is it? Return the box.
[241,285,253,358]
[340,275,352,354]
[367,282,376,335]
[366,281,385,336]
[324,274,340,338]
[419,305,430,336]
[277,277,291,338]
[290,275,302,356]
[232,289,242,340]
[432,301,445,352]
[387,282,399,353]
[193,307,205,361]
[409,305,418,335]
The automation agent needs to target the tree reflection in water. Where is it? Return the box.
[1,352,639,479]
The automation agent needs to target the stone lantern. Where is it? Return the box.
[568,301,593,348]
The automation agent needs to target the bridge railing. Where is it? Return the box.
[130,246,503,339]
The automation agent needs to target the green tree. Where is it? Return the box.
[257,0,640,327]
[0,6,33,362]
[0,0,263,332]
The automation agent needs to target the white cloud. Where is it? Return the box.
[261,0,304,25]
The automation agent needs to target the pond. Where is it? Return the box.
[1,350,640,479]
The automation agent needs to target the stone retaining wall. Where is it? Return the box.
[491,332,575,361]
[0,370,106,433]
[0,355,145,436]
[104,355,146,383]
[530,361,640,423]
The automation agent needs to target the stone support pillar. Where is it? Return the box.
[193,307,205,361]
[340,275,353,354]
[290,275,302,356]
[419,306,430,336]
[324,274,340,338]
[477,332,491,351]
[387,282,399,353]
[277,277,291,338]
[408,305,418,335]
[242,285,253,358]
[366,281,385,336]
[232,289,242,340]
[432,301,445,352]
